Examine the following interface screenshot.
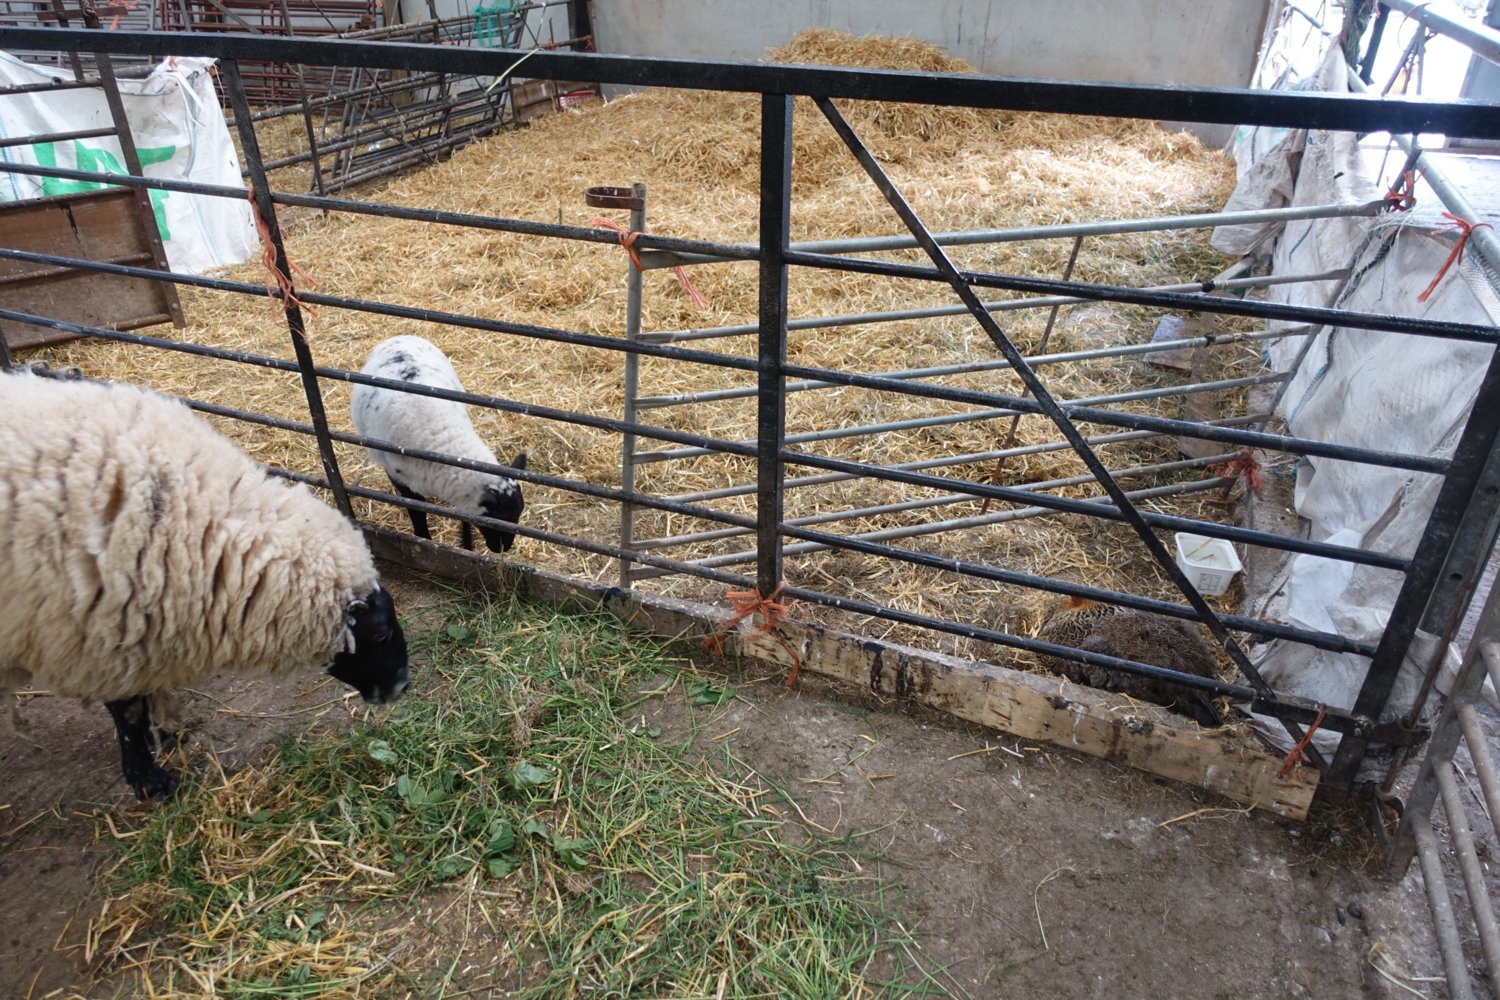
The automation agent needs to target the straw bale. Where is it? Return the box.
[27,29,1253,664]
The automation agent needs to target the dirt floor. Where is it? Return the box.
[0,570,1481,999]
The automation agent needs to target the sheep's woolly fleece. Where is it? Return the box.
[0,374,380,703]
[351,334,519,512]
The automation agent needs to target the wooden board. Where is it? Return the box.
[363,525,1320,819]
[0,187,181,351]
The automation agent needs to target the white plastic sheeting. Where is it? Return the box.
[0,53,257,275]
[1214,46,1500,767]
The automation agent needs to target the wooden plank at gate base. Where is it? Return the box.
[0,187,181,351]
[362,525,1319,819]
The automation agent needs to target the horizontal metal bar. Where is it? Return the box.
[3,156,1490,347]
[0,308,761,460]
[776,360,1449,475]
[633,373,1288,464]
[668,416,1268,502]
[637,324,1316,409]
[665,476,1234,570]
[6,28,1500,137]
[637,200,1387,269]
[0,125,115,149]
[0,248,763,377]
[23,371,769,551]
[2,246,1439,477]
[636,453,1233,551]
[645,490,1376,660]
[786,247,1500,346]
[5,305,1407,576]
[773,444,1409,574]
[0,159,758,266]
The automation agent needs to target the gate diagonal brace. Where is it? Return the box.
[811,95,1327,771]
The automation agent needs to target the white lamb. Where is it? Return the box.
[350,335,526,553]
[0,372,411,799]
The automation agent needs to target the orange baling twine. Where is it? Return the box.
[247,188,318,317]
[1206,447,1265,497]
[1383,168,1418,211]
[1417,211,1493,303]
[702,582,803,686]
[591,216,709,309]
[1278,704,1327,777]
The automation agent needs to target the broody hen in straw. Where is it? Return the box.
[1035,596,1223,727]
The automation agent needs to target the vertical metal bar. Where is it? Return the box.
[1331,347,1500,791]
[618,183,647,587]
[49,0,85,82]
[1360,4,1392,85]
[83,4,186,329]
[1413,813,1478,1000]
[812,95,1318,760]
[0,326,13,371]
[1436,764,1500,982]
[757,93,793,598]
[220,59,354,520]
[276,0,327,197]
[979,234,1083,512]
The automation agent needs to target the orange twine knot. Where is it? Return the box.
[591,216,709,309]
[1384,168,1418,211]
[702,581,803,685]
[247,187,317,317]
[1417,211,1493,303]
[1279,704,1327,776]
[1206,447,1265,497]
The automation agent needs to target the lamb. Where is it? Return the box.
[350,335,526,553]
[0,372,411,798]
[1034,596,1223,727]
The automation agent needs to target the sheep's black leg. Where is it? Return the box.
[459,520,474,551]
[389,478,431,540]
[105,696,179,800]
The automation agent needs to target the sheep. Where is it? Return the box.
[350,335,526,553]
[1034,596,1223,727]
[0,372,411,799]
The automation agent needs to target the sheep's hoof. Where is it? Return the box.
[131,765,181,802]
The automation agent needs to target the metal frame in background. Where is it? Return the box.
[209,0,591,193]
[0,27,1498,800]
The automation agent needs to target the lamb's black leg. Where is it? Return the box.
[389,478,431,540]
[459,520,475,551]
[105,696,179,800]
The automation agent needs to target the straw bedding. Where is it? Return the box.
[27,29,1254,672]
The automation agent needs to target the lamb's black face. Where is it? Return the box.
[477,452,527,553]
[328,586,410,704]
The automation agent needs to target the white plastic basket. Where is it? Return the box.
[1173,532,1243,596]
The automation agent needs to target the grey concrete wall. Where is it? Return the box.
[590,0,1273,143]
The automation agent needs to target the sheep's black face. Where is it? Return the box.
[329,586,410,704]
[477,452,527,553]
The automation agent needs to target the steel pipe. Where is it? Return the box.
[1414,814,1478,1000]
[1436,765,1500,987]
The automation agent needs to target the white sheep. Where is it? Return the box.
[350,335,526,552]
[0,372,411,798]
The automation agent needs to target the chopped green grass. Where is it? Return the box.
[91,588,940,998]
